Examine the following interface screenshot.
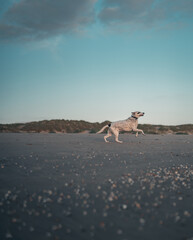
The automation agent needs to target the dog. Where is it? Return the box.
[97,111,145,143]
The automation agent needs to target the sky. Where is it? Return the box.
[0,0,193,125]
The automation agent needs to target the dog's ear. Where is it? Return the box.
[131,111,136,115]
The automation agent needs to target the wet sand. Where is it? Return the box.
[0,133,193,240]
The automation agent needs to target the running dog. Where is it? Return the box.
[97,111,145,143]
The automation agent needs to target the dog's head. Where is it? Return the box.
[131,111,145,118]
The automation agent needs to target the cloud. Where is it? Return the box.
[98,0,193,29]
[0,0,96,42]
[1,0,193,42]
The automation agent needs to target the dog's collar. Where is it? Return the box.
[131,115,138,120]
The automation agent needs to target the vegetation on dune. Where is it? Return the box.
[0,120,193,134]
[138,124,193,135]
[0,120,110,134]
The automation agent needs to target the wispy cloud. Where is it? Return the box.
[98,0,193,29]
[26,36,64,62]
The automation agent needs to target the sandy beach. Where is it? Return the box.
[0,133,193,240]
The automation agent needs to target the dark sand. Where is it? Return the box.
[0,133,193,240]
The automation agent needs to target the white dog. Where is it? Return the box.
[97,111,145,143]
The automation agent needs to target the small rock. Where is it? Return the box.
[5,232,13,238]
[184,211,191,217]
[117,229,123,235]
[139,218,145,225]
[122,204,127,210]
[83,211,87,216]
[29,226,34,232]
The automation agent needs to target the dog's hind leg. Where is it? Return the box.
[111,128,122,143]
[104,129,112,143]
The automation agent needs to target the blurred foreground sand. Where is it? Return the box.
[0,133,193,240]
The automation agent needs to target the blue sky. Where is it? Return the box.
[0,0,193,125]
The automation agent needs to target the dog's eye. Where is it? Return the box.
[137,112,140,114]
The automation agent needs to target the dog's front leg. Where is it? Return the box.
[133,128,145,137]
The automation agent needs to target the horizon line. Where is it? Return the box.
[0,118,193,127]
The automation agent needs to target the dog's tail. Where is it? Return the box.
[97,124,110,134]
